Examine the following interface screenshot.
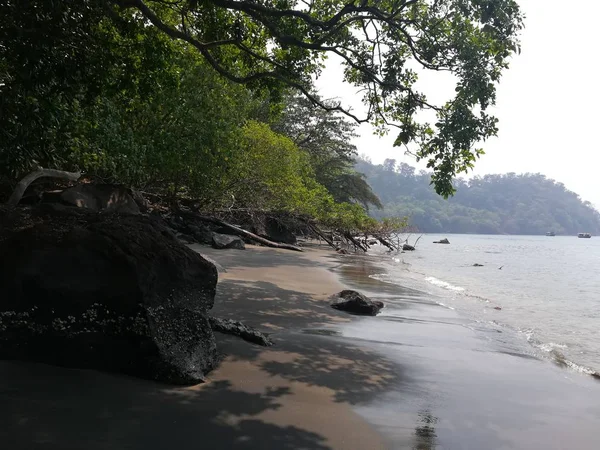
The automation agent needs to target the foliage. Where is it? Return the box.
[227,121,379,232]
[1,0,524,235]
[71,51,253,200]
[103,0,524,196]
[0,0,184,179]
[358,158,600,235]
[272,91,382,209]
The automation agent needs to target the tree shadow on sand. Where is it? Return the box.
[213,279,410,405]
[0,362,330,450]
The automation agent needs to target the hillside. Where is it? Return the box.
[357,158,600,235]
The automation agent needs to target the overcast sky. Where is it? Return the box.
[315,0,600,207]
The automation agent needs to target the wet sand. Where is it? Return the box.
[2,244,600,449]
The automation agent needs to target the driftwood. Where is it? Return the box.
[178,210,303,252]
[7,167,81,207]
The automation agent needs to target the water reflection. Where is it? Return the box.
[413,411,438,450]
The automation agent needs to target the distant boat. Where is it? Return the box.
[578,233,592,238]
[546,231,555,236]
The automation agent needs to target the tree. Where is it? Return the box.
[100,0,523,197]
[272,90,382,209]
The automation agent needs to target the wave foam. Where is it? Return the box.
[424,276,465,292]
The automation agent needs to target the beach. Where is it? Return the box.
[2,244,600,449]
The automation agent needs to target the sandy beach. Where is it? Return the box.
[0,245,395,449]
[2,244,600,449]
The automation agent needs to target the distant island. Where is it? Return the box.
[357,158,600,236]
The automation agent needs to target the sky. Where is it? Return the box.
[314,0,600,207]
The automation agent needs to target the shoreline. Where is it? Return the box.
[2,243,600,449]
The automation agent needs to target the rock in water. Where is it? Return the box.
[434,238,450,244]
[402,243,415,251]
[0,207,218,385]
[211,232,246,250]
[330,290,384,316]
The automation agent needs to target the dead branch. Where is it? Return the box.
[7,167,81,207]
[413,234,423,248]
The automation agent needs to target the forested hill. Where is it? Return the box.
[357,159,600,235]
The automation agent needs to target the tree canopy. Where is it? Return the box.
[1,0,523,196]
[358,158,600,235]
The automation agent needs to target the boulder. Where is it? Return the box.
[434,238,450,244]
[0,207,218,385]
[402,243,415,251]
[60,184,140,214]
[330,290,384,316]
[212,233,245,250]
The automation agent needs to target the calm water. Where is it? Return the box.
[370,234,600,376]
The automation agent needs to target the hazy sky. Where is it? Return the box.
[315,0,600,206]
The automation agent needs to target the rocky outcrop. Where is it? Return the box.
[212,233,246,250]
[330,290,384,316]
[434,238,450,244]
[60,184,140,214]
[0,207,218,385]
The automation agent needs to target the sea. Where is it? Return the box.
[367,233,600,377]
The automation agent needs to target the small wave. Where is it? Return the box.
[369,273,391,283]
[435,301,455,310]
[524,331,600,378]
[424,276,465,292]
[538,342,568,353]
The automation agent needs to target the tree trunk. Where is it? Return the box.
[374,234,397,251]
[343,232,367,252]
[7,168,81,207]
[179,211,304,252]
[307,223,337,249]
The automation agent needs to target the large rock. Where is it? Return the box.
[434,238,450,244]
[0,207,218,384]
[60,184,140,214]
[402,243,415,251]
[330,290,384,316]
[212,232,245,250]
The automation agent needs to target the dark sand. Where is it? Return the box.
[2,245,600,449]
[0,246,392,449]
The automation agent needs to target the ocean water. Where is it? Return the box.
[368,234,600,377]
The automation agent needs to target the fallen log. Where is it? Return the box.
[178,211,304,252]
[7,167,81,207]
